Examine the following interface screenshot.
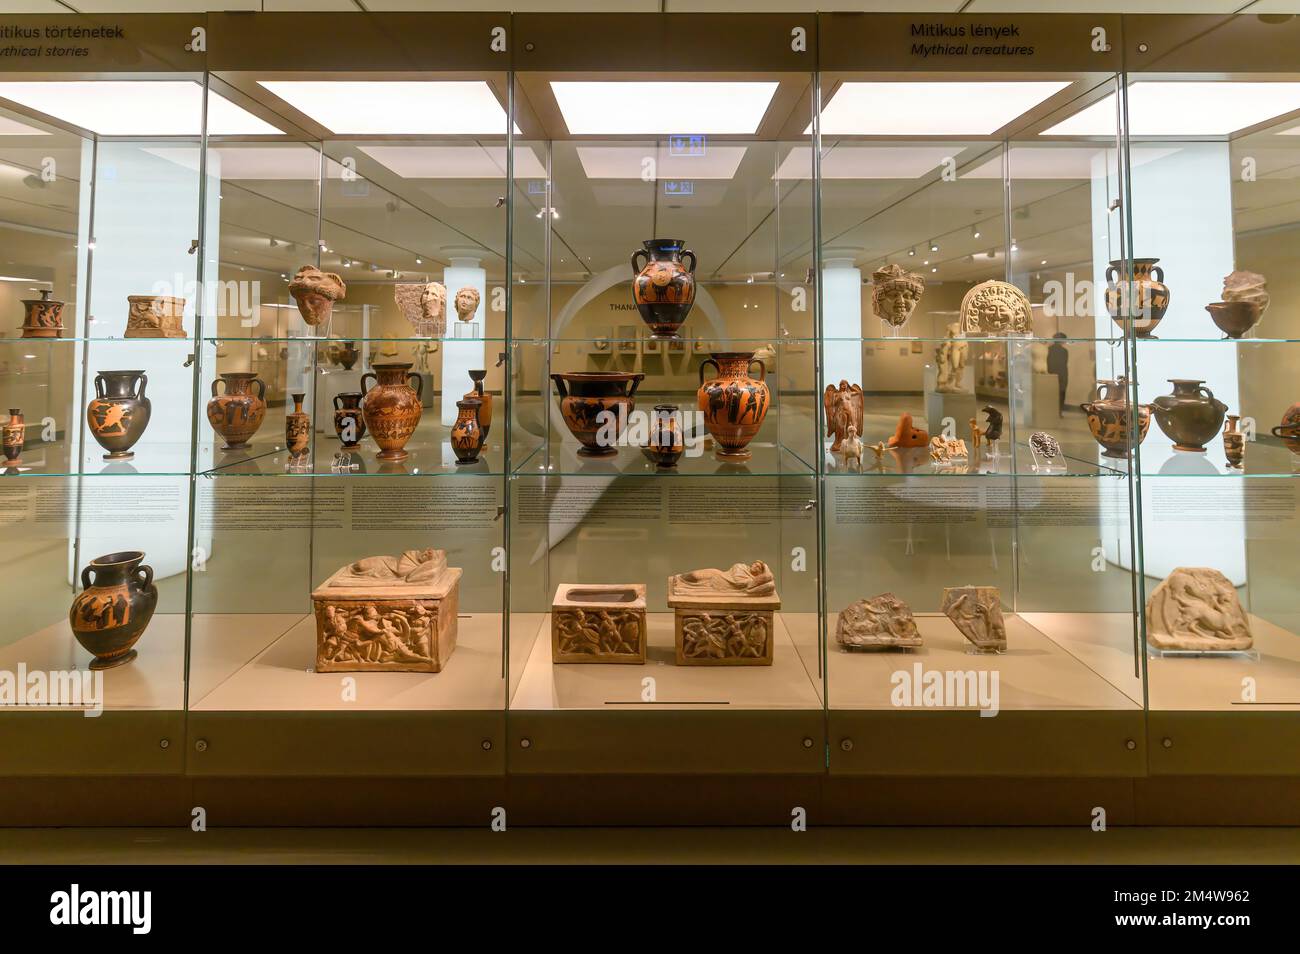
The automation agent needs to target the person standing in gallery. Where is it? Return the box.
[1047,332,1069,414]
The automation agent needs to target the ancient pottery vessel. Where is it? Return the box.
[631,239,696,338]
[332,392,366,448]
[19,289,65,338]
[87,370,151,461]
[1080,377,1150,458]
[361,362,423,462]
[286,391,310,460]
[207,372,267,450]
[551,371,643,457]
[125,294,186,338]
[289,264,346,327]
[1205,301,1262,339]
[1271,402,1300,456]
[69,550,158,670]
[1152,379,1228,452]
[642,403,685,468]
[698,352,770,461]
[450,399,486,464]
[1105,257,1169,337]
[466,369,492,441]
[338,340,359,370]
[3,409,24,466]
[1223,415,1245,469]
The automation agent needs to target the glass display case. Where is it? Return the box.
[1,10,1296,819]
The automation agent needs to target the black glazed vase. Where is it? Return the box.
[631,239,697,339]
[87,370,151,461]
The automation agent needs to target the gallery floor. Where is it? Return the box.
[1,826,1297,865]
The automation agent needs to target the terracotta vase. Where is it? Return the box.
[1272,403,1300,456]
[466,369,492,441]
[19,289,65,338]
[332,391,366,448]
[87,370,151,461]
[642,403,685,468]
[1152,379,1228,452]
[1105,257,1169,337]
[338,341,359,371]
[1206,301,1262,339]
[697,352,770,461]
[450,399,486,464]
[631,239,696,339]
[551,371,643,457]
[1223,415,1245,469]
[2,409,23,466]
[286,392,310,459]
[361,362,423,461]
[1080,377,1151,459]
[207,372,267,450]
[68,550,158,670]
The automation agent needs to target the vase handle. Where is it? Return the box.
[1105,263,1119,283]
[252,377,266,401]
[94,374,105,399]
[551,375,568,399]
[135,564,154,590]
[332,394,345,411]
[681,249,697,274]
[749,357,767,382]
[698,358,719,386]
[360,371,376,395]
[407,372,424,399]
[630,248,649,275]
[1151,265,1165,283]
[210,377,225,398]
[628,373,644,398]
[80,566,94,590]
[136,372,148,401]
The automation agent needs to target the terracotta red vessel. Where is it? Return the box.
[207,372,267,450]
[450,398,486,464]
[69,550,158,670]
[286,392,310,460]
[631,239,696,339]
[2,409,24,466]
[551,371,643,457]
[697,352,770,461]
[87,370,150,461]
[1273,402,1300,456]
[361,362,423,462]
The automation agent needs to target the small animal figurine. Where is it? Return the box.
[840,424,864,469]
[981,405,1004,442]
[868,441,887,469]
[887,412,929,449]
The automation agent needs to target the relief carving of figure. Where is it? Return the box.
[333,549,447,587]
[556,608,641,656]
[669,561,776,598]
[836,594,922,650]
[959,279,1032,336]
[1146,567,1252,652]
[681,612,769,659]
[941,585,1007,652]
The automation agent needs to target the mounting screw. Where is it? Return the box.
[481,739,493,751]
[1162,737,1173,748]
[519,737,532,749]
[1125,739,1136,750]
[802,737,814,748]
[195,739,208,752]
[840,738,854,752]
[524,41,535,52]
[1137,43,1149,53]
[159,739,170,749]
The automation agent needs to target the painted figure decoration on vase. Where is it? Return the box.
[1105,257,1169,338]
[641,403,685,468]
[286,392,310,461]
[332,392,366,448]
[3,409,24,467]
[823,380,864,452]
[836,594,922,650]
[361,362,424,462]
[941,585,1007,653]
[871,263,925,331]
[1146,567,1252,652]
[698,352,770,461]
[1272,403,1300,458]
[465,369,491,441]
[1151,379,1228,452]
[1206,270,1268,339]
[19,289,65,338]
[207,372,267,450]
[631,239,696,338]
[87,370,150,461]
[69,551,158,670]
[1222,415,1245,469]
[1081,377,1151,459]
[552,371,643,457]
[960,280,1032,337]
[289,265,346,327]
[450,398,486,464]
[935,322,969,393]
[125,295,186,338]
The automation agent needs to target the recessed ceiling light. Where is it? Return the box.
[0,116,48,136]
[575,145,747,179]
[0,275,41,282]
[775,144,957,180]
[259,81,511,135]
[1042,82,1300,136]
[550,81,778,135]
[0,81,279,136]
[359,144,545,178]
[818,82,1071,136]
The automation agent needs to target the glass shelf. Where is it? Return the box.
[199,435,506,477]
[512,440,817,478]
[824,439,1130,478]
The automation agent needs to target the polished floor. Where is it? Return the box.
[2,826,1298,864]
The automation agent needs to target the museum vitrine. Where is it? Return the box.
[503,14,825,773]
[1116,15,1300,775]
[816,15,1147,776]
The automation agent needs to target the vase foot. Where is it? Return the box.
[103,451,135,461]
[89,649,137,671]
[1173,444,1208,453]
[577,446,618,457]
[715,449,752,461]
[376,450,410,462]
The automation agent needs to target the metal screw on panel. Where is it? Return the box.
[519,737,532,749]
[1162,737,1173,748]
[195,739,208,752]
[481,740,493,751]
[802,737,814,749]
[840,738,854,752]
[1125,739,1137,750]
[1138,43,1149,53]
[159,739,170,749]
[524,42,535,52]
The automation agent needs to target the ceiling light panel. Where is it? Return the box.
[1042,82,1300,136]
[550,82,779,135]
[258,81,510,135]
[776,145,959,179]
[575,145,748,180]
[0,116,48,136]
[0,81,279,136]
[818,82,1072,136]
[359,145,546,179]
